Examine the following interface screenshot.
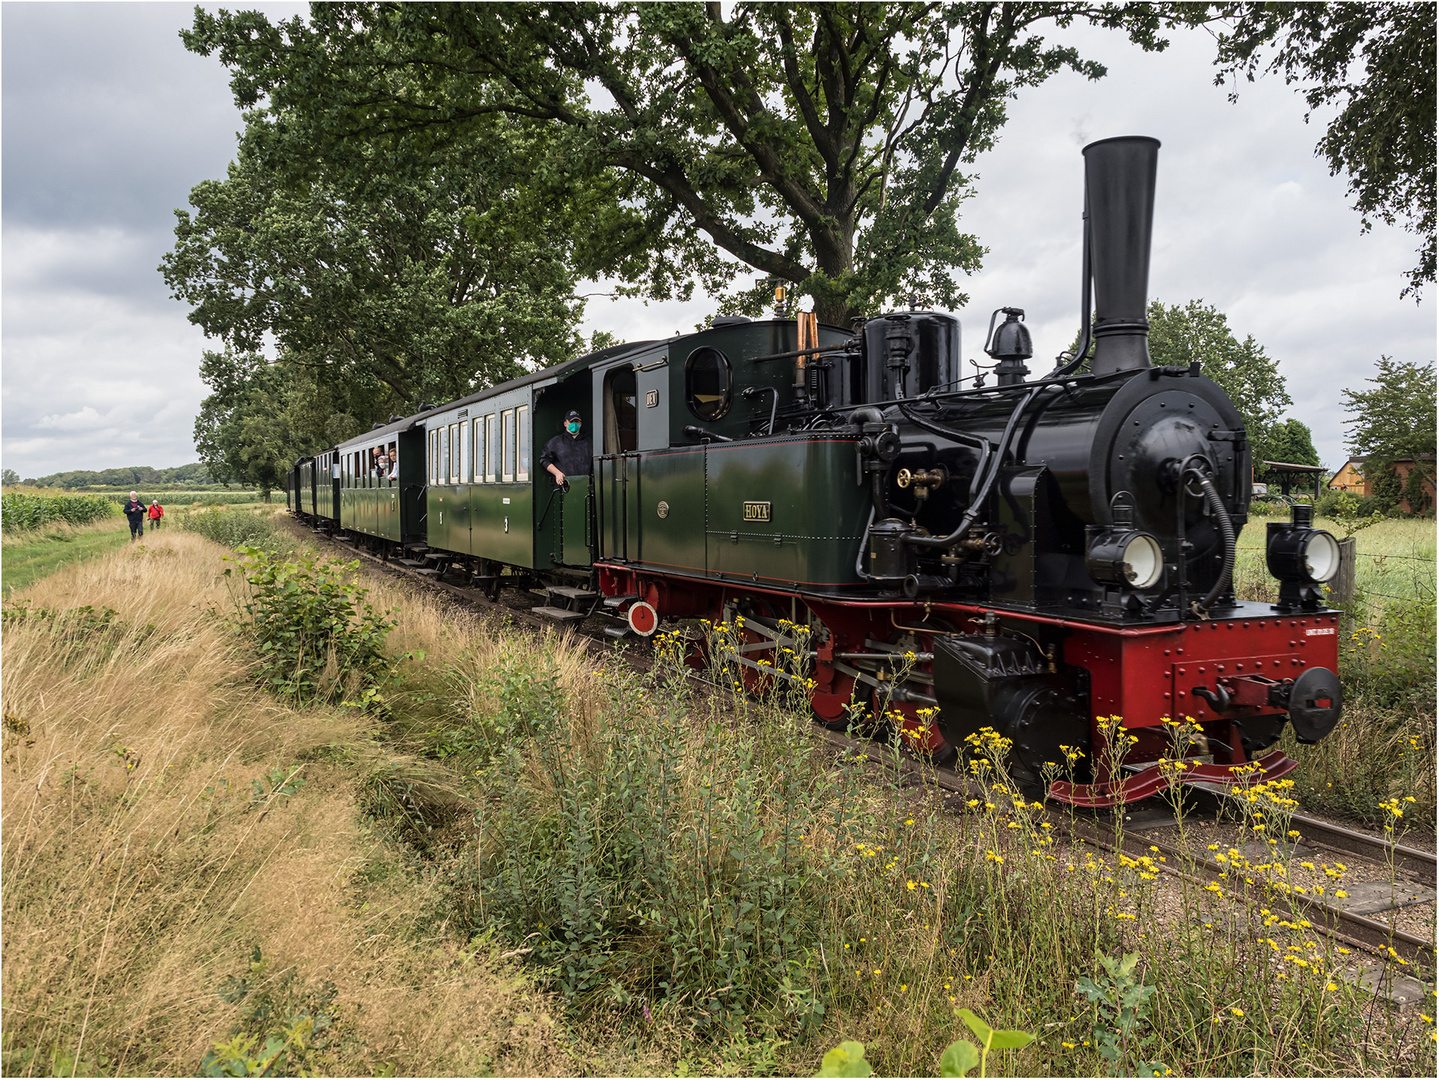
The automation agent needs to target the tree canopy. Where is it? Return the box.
[1199,1,1435,299]
[1145,299,1294,457]
[1341,356,1436,513]
[182,1,1171,325]
[162,120,585,422]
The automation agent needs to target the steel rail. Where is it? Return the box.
[1285,811,1436,888]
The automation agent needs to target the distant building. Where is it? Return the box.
[1327,455,1436,513]
[1328,456,1368,494]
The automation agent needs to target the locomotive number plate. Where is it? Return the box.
[743,501,772,522]
[645,389,659,408]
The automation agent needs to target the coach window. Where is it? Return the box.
[441,426,451,486]
[501,409,516,482]
[517,405,531,481]
[485,414,498,482]
[459,420,471,483]
[448,423,459,484]
[432,430,440,485]
[473,419,485,483]
[686,347,731,420]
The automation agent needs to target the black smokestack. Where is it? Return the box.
[1082,136,1160,375]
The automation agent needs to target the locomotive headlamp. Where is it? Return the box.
[1267,505,1341,613]
[1266,505,1340,584]
[1086,528,1164,589]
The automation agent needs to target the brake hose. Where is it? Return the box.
[1189,468,1235,618]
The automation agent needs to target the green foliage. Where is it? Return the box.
[190,351,310,497]
[1341,356,1436,515]
[249,766,307,808]
[182,2,1172,324]
[1255,417,1321,487]
[1204,1,1435,297]
[1145,299,1291,449]
[0,492,118,532]
[163,52,583,442]
[2,468,19,486]
[942,1009,1035,1077]
[817,1041,872,1077]
[228,545,399,706]
[199,947,338,1077]
[1074,952,1162,1076]
[180,508,286,550]
[25,462,215,489]
[0,1043,111,1077]
[468,659,831,1028]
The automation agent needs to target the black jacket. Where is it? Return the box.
[122,499,145,522]
[540,431,592,477]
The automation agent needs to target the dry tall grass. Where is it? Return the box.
[1,531,567,1076]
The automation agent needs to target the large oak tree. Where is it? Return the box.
[183,2,1170,325]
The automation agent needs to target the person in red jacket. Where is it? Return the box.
[146,499,164,532]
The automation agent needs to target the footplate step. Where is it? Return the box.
[1049,750,1299,808]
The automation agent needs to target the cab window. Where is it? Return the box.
[686,347,731,420]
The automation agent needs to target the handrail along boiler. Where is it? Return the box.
[288,137,1343,805]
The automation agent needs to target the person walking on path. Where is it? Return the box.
[146,499,164,532]
[123,491,146,541]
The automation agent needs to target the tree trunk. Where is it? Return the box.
[813,296,856,328]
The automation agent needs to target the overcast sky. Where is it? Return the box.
[2,2,1432,479]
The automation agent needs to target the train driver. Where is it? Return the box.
[541,409,592,487]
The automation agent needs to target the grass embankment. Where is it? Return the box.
[1236,514,1436,831]
[4,510,1434,1076]
[1,517,132,595]
[1,527,566,1076]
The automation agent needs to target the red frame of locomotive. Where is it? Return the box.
[597,561,1340,803]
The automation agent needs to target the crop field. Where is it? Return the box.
[1,516,1433,1076]
[0,491,119,531]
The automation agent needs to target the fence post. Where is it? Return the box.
[1330,536,1357,606]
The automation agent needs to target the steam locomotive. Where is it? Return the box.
[287,136,1343,805]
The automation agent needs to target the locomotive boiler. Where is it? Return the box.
[290,136,1344,806]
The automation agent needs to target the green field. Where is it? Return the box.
[1234,511,1435,617]
[1,517,134,594]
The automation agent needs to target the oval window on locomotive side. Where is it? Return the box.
[685,347,732,421]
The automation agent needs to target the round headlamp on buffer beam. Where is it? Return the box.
[1266,504,1341,612]
[1085,500,1164,590]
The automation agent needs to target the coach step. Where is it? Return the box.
[531,605,589,624]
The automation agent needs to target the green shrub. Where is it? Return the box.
[229,545,399,707]
[181,508,285,550]
[0,492,117,531]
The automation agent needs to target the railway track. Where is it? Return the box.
[810,725,1437,973]
[306,521,1438,979]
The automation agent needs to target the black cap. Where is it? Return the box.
[564,410,582,422]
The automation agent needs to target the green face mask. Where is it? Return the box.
[567,421,581,434]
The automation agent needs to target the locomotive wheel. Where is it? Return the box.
[811,670,863,731]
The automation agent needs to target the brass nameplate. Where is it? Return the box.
[743,501,771,522]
